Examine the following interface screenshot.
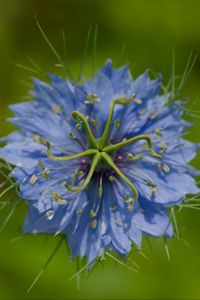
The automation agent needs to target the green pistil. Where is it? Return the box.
[71,111,99,148]
[101,152,138,202]
[99,95,135,150]
[46,140,98,161]
[62,152,101,193]
[43,96,162,203]
[103,134,162,159]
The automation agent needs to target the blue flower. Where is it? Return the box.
[0,59,199,264]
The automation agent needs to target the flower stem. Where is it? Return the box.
[101,152,138,202]
[62,152,101,192]
[103,134,161,159]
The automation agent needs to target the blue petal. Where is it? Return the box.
[100,59,113,79]
[100,59,133,95]
[127,160,199,205]
[84,72,114,137]
[133,200,173,237]
[8,112,77,149]
[103,182,132,255]
[48,74,87,113]
[23,204,66,234]
[0,137,45,168]
[130,71,162,100]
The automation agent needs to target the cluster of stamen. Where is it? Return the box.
[38,96,162,206]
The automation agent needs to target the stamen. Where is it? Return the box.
[52,104,64,114]
[159,141,167,154]
[160,141,167,150]
[38,160,45,170]
[99,95,135,150]
[68,132,76,140]
[71,111,99,149]
[98,175,103,199]
[45,210,55,220]
[157,163,170,173]
[40,168,50,179]
[90,219,97,229]
[127,202,134,211]
[146,180,157,197]
[133,98,143,105]
[103,134,161,159]
[108,175,115,182]
[159,149,166,154]
[76,207,85,216]
[116,120,121,130]
[90,118,96,127]
[162,163,170,173]
[70,169,84,185]
[29,175,38,185]
[123,194,134,203]
[139,108,147,115]
[149,111,158,120]
[62,153,101,193]
[157,163,162,172]
[51,192,67,205]
[153,127,163,137]
[76,123,82,130]
[84,93,100,104]
[89,209,97,218]
[101,152,138,202]
[46,140,98,162]
[127,153,143,161]
[33,134,46,144]
[68,132,85,149]
[115,215,123,226]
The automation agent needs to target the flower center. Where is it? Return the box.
[45,96,161,204]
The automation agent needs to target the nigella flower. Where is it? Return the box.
[0,59,199,264]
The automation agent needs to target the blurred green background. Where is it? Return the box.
[0,0,200,299]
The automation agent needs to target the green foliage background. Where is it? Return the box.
[0,0,200,299]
